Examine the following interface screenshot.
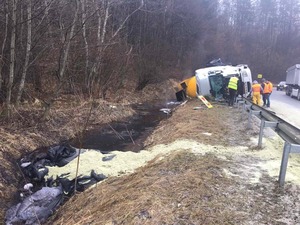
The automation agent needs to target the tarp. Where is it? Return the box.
[5,145,107,224]
[5,186,63,224]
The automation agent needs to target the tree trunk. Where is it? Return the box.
[0,0,9,91]
[16,0,32,106]
[58,0,79,81]
[6,0,17,117]
[87,0,107,94]
[80,0,89,88]
[42,0,79,120]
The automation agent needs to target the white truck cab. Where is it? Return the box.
[195,64,252,99]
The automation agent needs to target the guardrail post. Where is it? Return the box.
[279,143,300,186]
[247,109,261,129]
[236,96,242,104]
[244,104,250,118]
[258,119,265,148]
[258,120,278,148]
[279,142,291,186]
[237,100,245,109]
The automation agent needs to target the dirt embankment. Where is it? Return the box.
[44,99,300,225]
[0,79,178,222]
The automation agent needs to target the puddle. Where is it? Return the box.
[70,101,177,152]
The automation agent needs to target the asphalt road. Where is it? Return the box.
[270,88,300,129]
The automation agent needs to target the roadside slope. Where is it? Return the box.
[46,99,300,224]
[0,79,178,222]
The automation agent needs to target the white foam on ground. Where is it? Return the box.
[45,135,300,186]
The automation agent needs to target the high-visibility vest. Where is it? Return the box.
[252,84,261,93]
[263,82,273,94]
[228,77,238,90]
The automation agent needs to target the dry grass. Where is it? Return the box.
[144,99,252,147]
[45,98,300,225]
[47,151,247,225]
[0,79,178,222]
[0,97,135,221]
[3,86,300,224]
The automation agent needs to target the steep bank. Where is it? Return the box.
[0,79,177,222]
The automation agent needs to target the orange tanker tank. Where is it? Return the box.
[176,76,197,98]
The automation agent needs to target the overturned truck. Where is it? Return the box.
[176,64,252,101]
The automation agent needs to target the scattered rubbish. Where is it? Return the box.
[47,144,83,167]
[20,162,31,168]
[159,108,172,114]
[206,58,226,67]
[20,144,86,182]
[53,170,106,196]
[193,106,203,110]
[202,132,212,136]
[102,154,116,161]
[166,101,182,105]
[19,145,106,193]
[137,210,152,220]
[23,183,33,191]
[6,145,107,225]
[180,100,188,106]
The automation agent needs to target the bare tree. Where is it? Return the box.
[16,0,32,106]
[6,0,17,117]
[0,0,9,92]
[42,0,80,119]
[88,0,144,97]
[86,0,108,94]
[1,0,300,116]
[80,0,90,87]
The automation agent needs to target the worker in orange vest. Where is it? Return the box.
[261,78,273,107]
[252,80,263,105]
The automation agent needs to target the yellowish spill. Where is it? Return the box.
[46,134,300,186]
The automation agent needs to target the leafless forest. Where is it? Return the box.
[0,0,300,116]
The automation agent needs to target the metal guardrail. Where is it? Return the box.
[239,98,300,145]
[237,98,300,186]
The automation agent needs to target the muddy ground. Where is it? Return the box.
[2,80,300,224]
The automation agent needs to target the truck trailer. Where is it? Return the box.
[285,64,300,100]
